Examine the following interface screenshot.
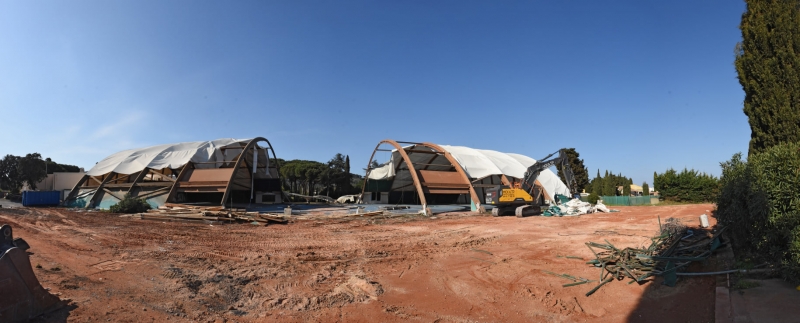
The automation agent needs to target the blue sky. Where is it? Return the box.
[0,1,748,186]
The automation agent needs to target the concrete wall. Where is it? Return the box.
[29,172,85,201]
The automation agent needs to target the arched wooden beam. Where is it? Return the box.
[220,137,281,207]
[261,139,284,202]
[62,174,89,206]
[86,172,116,209]
[360,139,428,212]
[126,168,150,196]
[419,143,482,211]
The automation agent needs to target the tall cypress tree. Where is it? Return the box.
[603,170,616,196]
[556,148,589,193]
[653,171,658,192]
[735,0,800,155]
[592,169,603,195]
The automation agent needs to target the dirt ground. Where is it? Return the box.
[0,203,719,323]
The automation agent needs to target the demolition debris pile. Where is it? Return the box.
[127,204,288,224]
[548,217,726,296]
[542,198,619,217]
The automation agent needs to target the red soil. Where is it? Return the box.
[0,203,717,322]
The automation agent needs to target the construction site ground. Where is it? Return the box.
[0,203,718,323]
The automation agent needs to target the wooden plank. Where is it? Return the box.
[421,182,471,188]
[423,188,470,194]
[353,211,383,217]
[176,181,230,187]
[103,183,135,188]
[136,187,170,199]
[109,173,132,184]
[183,168,235,182]
[138,213,235,222]
[255,214,288,223]
[417,170,469,188]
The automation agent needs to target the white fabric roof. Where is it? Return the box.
[86,138,252,176]
[368,144,571,200]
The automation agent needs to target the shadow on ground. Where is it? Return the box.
[624,211,724,323]
[31,303,78,323]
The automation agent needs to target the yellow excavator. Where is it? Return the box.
[485,149,577,217]
[0,224,61,322]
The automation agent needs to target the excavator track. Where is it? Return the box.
[515,205,542,217]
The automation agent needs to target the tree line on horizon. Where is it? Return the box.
[0,153,81,193]
[275,153,363,199]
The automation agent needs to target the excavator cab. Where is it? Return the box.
[0,224,61,322]
[487,148,575,217]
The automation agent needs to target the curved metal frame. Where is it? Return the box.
[220,137,282,207]
[361,140,488,213]
[361,139,428,210]
[419,142,482,209]
[64,137,283,209]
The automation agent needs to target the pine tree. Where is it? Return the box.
[735,0,800,155]
[643,182,650,196]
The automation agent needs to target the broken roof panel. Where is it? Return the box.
[367,143,571,201]
[86,138,252,176]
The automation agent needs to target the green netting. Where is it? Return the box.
[599,196,654,206]
[555,194,571,204]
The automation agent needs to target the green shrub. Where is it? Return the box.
[655,168,718,202]
[109,194,152,214]
[587,193,599,204]
[716,143,800,282]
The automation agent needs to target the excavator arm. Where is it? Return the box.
[520,149,577,201]
[486,148,578,217]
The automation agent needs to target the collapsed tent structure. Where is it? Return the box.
[64,137,283,209]
[361,140,571,212]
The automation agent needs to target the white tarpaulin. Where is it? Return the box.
[367,144,571,201]
[86,138,253,176]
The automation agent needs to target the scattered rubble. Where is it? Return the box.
[129,203,288,225]
[551,217,726,296]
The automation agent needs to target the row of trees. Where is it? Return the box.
[278,153,362,198]
[0,153,80,193]
[654,168,718,203]
[554,149,652,198]
[587,170,634,197]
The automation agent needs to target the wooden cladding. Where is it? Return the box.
[417,170,469,188]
